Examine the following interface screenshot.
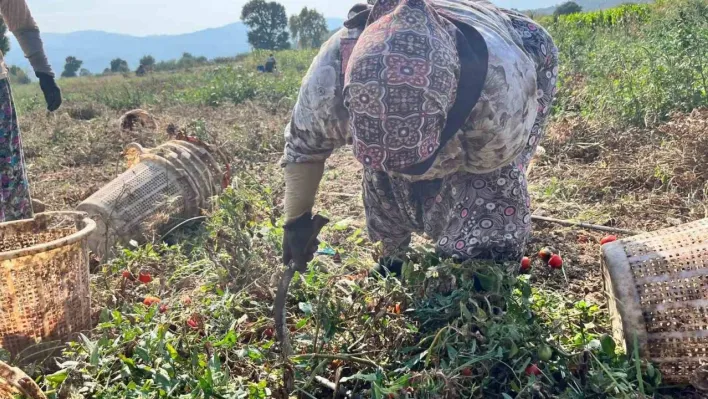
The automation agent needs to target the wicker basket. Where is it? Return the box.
[0,360,46,399]
[77,140,224,259]
[602,218,708,386]
[0,212,96,362]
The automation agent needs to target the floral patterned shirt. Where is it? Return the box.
[282,0,541,181]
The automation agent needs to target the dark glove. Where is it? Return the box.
[283,212,329,266]
[370,257,404,278]
[36,72,62,112]
[344,3,372,29]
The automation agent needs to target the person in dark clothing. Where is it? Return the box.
[264,54,276,73]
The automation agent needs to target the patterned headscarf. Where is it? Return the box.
[344,0,461,172]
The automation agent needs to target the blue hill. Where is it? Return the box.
[5,18,344,74]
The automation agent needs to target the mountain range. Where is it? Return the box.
[5,18,344,74]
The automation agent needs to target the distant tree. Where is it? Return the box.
[61,56,83,78]
[176,52,208,69]
[140,55,155,68]
[152,60,177,72]
[554,1,582,16]
[289,7,329,49]
[241,0,290,50]
[102,68,111,75]
[137,55,155,76]
[8,66,31,84]
[110,58,130,73]
[79,68,93,77]
[0,19,9,55]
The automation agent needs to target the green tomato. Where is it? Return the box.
[538,345,553,362]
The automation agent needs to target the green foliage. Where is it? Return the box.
[289,7,330,49]
[110,58,130,73]
[79,68,92,77]
[8,65,31,84]
[36,181,659,398]
[37,182,281,398]
[153,52,209,72]
[176,49,315,107]
[61,56,83,78]
[10,50,316,114]
[554,1,583,16]
[139,55,156,67]
[547,0,708,126]
[241,0,290,50]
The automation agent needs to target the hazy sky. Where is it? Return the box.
[27,0,558,36]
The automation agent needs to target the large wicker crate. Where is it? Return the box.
[602,218,708,387]
[0,212,96,362]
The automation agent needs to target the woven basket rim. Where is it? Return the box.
[0,211,96,261]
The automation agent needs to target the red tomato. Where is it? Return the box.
[526,364,542,376]
[520,257,532,272]
[538,248,553,262]
[143,296,161,306]
[600,235,618,245]
[548,254,563,269]
[138,271,152,284]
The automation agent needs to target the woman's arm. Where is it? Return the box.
[282,28,353,221]
[0,0,61,111]
[0,0,52,76]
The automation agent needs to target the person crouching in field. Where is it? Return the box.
[0,0,61,222]
[281,0,557,275]
[265,54,277,73]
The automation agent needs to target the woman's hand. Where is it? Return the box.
[36,72,62,112]
[282,212,329,266]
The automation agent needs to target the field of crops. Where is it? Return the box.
[2,0,707,398]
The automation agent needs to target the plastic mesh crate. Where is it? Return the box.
[77,140,224,259]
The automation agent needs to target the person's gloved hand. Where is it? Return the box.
[370,257,404,278]
[36,72,62,112]
[283,212,328,266]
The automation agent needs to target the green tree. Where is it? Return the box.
[0,19,9,55]
[110,58,130,73]
[140,55,155,68]
[241,0,290,50]
[554,1,582,16]
[289,7,329,49]
[79,68,93,77]
[61,56,83,78]
[8,66,31,84]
